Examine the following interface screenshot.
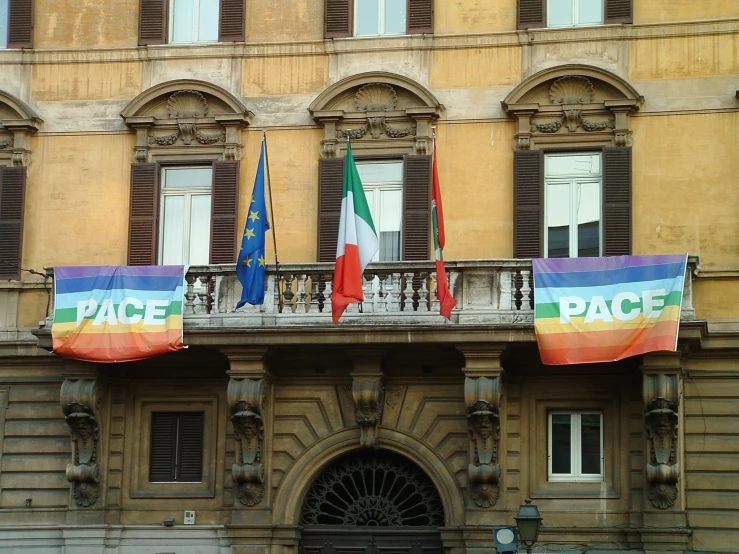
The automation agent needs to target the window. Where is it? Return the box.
[150,411,205,483]
[548,0,602,27]
[159,166,212,265]
[544,153,601,258]
[0,0,7,48]
[0,166,26,280]
[354,0,406,37]
[356,161,402,261]
[170,0,219,43]
[548,411,603,482]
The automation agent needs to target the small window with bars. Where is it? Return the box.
[150,412,205,483]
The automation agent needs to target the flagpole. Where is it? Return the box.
[262,131,283,312]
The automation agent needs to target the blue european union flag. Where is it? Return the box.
[236,140,270,308]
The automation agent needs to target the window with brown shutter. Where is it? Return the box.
[518,0,631,29]
[324,0,433,39]
[602,147,631,256]
[604,0,632,24]
[128,163,159,266]
[150,411,204,483]
[513,150,543,258]
[402,155,431,261]
[317,157,345,262]
[7,0,34,49]
[139,0,245,45]
[0,166,26,280]
[210,160,240,264]
[517,0,545,30]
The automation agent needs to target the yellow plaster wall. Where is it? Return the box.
[34,0,139,49]
[242,56,329,96]
[435,122,515,259]
[631,113,739,271]
[246,0,323,42]
[634,0,739,24]
[239,129,322,263]
[17,291,49,329]
[31,63,142,102]
[23,134,134,271]
[630,33,739,80]
[694,279,739,320]
[430,47,521,88]
[434,0,517,34]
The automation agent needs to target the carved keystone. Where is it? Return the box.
[60,379,101,507]
[465,376,501,507]
[352,376,385,448]
[644,373,680,509]
[228,378,266,506]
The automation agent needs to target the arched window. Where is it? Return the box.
[502,65,642,259]
[310,72,442,262]
[122,80,253,266]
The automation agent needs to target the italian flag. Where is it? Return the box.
[432,139,456,320]
[332,141,379,323]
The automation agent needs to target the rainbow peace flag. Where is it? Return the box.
[52,266,185,363]
[533,255,688,365]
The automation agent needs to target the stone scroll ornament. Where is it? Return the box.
[60,380,101,507]
[465,376,501,507]
[644,374,680,509]
[352,377,385,448]
[228,378,266,506]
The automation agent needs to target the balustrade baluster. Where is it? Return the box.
[184,274,197,315]
[195,275,210,315]
[308,274,320,314]
[364,274,375,313]
[389,273,401,312]
[282,274,294,314]
[324,279,333,314]
[402,273,414,312]
[520,270,531,312]
[498,269,512,310]
[377,274,388,313]
[417,273,429,312]
[295,274,308,314]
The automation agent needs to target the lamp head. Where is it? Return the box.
[514,498,542,547]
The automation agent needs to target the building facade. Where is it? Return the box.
[0,0,738,552]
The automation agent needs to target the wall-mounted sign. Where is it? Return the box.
[52,266,185,363]
[533,255,688,365]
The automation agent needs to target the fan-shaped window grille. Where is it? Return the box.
[301,450,444,527]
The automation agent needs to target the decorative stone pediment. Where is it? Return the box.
[122,80,253,163]
[502,65,643,150]
[309,72,443,157]
[0,90,42,166]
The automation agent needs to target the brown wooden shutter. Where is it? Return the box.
[219,0,245,42]
[604,0,632,24]
[325,0,352,38]
[408,0,433,34]
[318,157,345,262]
[210,160,240,264]
[178,412,204,482]
[128,163,159,266]
[0,167,26,280]
[150,412,177,482]
[602,147,631,256]
[402,155,431,261]
[8,0,34,48]
[139,0,168,46]
[513,150,543,258]
[517,0,545,29]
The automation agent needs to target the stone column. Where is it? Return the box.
[639,352,690,552]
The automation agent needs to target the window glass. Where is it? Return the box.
[549,0,603,26]
[172,0,195,42]
[357,161,403,262]
[550,413,572,475]
[355,0,406,36]
[379,189,402,261]
[578,0,603,24]
[580,414,602,475]
[0,0,8,49]
[198,0,219,41]
[549,0,574,26]
[160,166,212,265]
[171,0,220,43]
[545,153,601,258]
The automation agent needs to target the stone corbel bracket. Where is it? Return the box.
[228,377,266,506]
[60,379,101,507]
[465,376,501,507]
[352,376,385,448]
[644,373,680,509]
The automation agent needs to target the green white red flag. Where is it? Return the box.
[332,141,379,323]
[432,139,456,320]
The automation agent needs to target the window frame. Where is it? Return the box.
[168,0,221,44]
[158,164,213,266]
[547,410,604,482]
[353,0,407,37]
[547,0,603,28]
[543,151,603,259]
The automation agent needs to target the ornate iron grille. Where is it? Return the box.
[301,450,444,527]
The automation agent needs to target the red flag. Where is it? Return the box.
[431,140,456,320]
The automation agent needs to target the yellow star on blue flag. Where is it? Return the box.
[236,140,270,308]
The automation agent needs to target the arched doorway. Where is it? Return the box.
[299,450,445,554]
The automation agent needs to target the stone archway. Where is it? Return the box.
[299,449,445,554]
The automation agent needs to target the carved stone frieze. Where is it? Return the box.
[228,378,266,506]
[351,376,385,448]
[550,76,594,104]
[168,90,208,118]
[60,379,101,507]
[465,376,501,507]
[644,373,680,509]
[356,83,397,111]
[533,117,563,133]
[336,126,367,140]
[0,138,12,149]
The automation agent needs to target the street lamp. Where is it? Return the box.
[514,498,542,554]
